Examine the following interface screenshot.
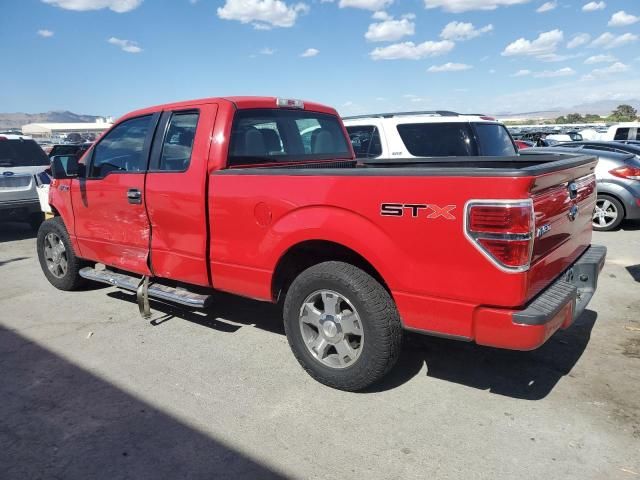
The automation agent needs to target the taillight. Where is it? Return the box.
[609,165,640,180]
[465,200,534,272]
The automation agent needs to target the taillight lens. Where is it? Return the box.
[609,165,640,180]
[466,201,534,271]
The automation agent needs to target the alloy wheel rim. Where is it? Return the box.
[298,289,364,369]
[44,232,68,278]
[593,199,618,228]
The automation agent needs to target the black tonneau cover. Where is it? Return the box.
[216,153,597,177]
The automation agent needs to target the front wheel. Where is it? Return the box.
[37,217,88,291]
[593,194,624,231]
[283,261,402,391]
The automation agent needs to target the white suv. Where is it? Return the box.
[342,111,517,160]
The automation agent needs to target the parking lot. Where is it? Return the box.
[0,221,638,479]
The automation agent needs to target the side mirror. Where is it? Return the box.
[50,155,81,179]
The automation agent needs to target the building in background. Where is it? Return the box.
[21,117,113,141]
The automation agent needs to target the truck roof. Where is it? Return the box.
[120,96,338,123]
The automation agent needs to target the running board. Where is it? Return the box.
[79,267,212,309]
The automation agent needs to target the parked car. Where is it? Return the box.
[598,123,640,142]
[39,96,605,391]
[0,134,50,230]
[554,140,640,158]
[523,146,640,231]
[47,143,92,159]
[514,140,534,150]
[342,111,517,159]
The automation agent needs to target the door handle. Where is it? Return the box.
[127,189,142,204]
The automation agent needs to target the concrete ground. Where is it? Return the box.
[0,220,638,480]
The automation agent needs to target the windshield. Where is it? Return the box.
[0,139,49,167]
[228,109,351,167]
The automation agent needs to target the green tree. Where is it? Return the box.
[583,114,602,123]
[565,113,584,123]
[609,104,638,122]
[555,116,568,124]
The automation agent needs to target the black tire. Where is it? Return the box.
[37,217,88,291]
[593,194,624,232]
[28,212,45,232]
[283,261,402,391]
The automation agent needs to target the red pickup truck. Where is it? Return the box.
[39,96,606,391]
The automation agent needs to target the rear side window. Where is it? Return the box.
[228,109,350,167]
[346,125,382,158]
[396,123,477,156]
[614,128,630,140]
[0,139,49,167]
[474,124,517,156]
[159,112,199,171]
[89,116,151,177]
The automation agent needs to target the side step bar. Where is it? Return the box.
[79,267,212,309]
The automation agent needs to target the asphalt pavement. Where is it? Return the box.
[0,220,638,479]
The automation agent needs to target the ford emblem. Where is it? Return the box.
[2,171,14,176]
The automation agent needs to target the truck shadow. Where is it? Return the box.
[621,220,640,231]
[0,325,286,479]
[107,290,595,400]
[370,310,598,400]
[0,221,36,243]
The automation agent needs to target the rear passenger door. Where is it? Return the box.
[145,103,218,287]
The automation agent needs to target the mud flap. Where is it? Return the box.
[137,276,151,319]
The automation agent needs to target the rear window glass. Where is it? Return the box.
[346,125,382,158]
[474,124,517,156]
[0,139,49,167]
[396,123,477,156]
[228,109,350,167]
[614,128,630,140]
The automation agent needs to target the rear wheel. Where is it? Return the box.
[283,261,402,391]
[593,194,624,231]
[37,217,87,291]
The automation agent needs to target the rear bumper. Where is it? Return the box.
[0,199,41,218]
[474,245,606,350]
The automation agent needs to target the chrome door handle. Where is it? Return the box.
[127,189,142,204]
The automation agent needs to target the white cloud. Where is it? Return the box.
[370,39,454,60]
[371,10,390,20]
[590,32,639,49]
[439,21,493,41]
[511,69,531,76]
[42,0,142,12]
[567,33,590,49]
[424,0,530,13]
[608,11,639,27]
[501,29,563,56]
[259,47,276,55]
[365,15,415,42]
[300,47,319,57]
[582,1,606,12]
[536,1,556,13]
[108,37,142,53]
[339,0,392,10]
[37,29,54,37]
[534,67,575,78]
[427,62,472,72]
[217,0,309,29]
[584,54,617,64]
[588,62,630,76]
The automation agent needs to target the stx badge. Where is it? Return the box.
[380,203,456,220]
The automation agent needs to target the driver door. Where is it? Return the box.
[71,113,159,275]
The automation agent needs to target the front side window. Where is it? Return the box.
[474,123,517,156]
[89,115,151,177]
[397,123,476,157]
[159,112,199,171]
[228,109,350,167]
[346,125,382,158]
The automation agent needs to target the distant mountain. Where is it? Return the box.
[496,99,640,120]
[0,111,103,130]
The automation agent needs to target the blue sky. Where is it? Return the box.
[1,0,638,117]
